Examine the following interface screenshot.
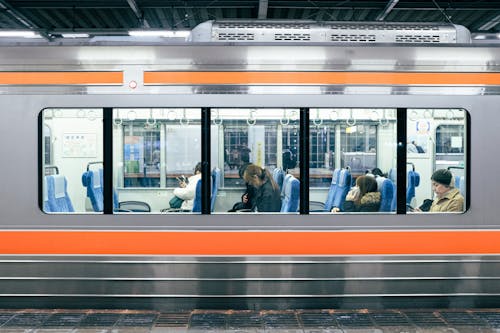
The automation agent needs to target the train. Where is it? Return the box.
[0,20,498,310]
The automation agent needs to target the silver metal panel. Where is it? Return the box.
[0,255,497,308]
[191,20,469,44]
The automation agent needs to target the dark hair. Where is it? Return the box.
[194,162,202,174]
[431,169,453,187]
[355,175,378,205]
[371,167,385,177]
[243,164,279,191]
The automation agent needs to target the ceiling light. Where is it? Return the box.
[0,30,39,38]
[128,30,190,38]
[61,33,90,38]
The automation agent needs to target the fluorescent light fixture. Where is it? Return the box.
[128,30,190,38]
[0,30,39,38]
[61,33,90,38]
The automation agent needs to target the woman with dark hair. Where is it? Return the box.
[332,175,381,212]
[243,164,281,212]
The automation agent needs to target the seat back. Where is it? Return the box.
[82,169,103,212]
[211,168,221,212]
[388,168,397,211]
[192,179,202,213]
[46,174,74,212]
[406,170,420,204]
[379,178,395,212]
[118,201,151,212]
[332,168,351,209]
[280,174,300,212]
[272,168,286,192]
[324,168,340,211]
[42,177,50,212]
[456,175,466,196]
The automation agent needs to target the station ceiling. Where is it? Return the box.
[1,0,500,38]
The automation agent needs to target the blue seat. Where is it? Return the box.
[323,168,341,212]
[388,168,397,211]
[406,170,420,204]
[455,175,465,197]
[331,168,351,210]
[280,174,300,213]
[211,168,221,212]
[379,178,395,212]
[45,174,74,212]
[272,168,286,192]
[82,169,103,212]
[191,179,202,213]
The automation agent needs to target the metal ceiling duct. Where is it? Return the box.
[189,20,471,44]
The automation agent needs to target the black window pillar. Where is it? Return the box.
[201,107,211,214]
[103,108,113,214]
[299,108,309,214]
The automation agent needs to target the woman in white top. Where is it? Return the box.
[173,162,202,211]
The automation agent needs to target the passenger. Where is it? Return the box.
[366,167,387,191]
[172,162,202,211]
[243,164,281,212]
[331,175,380,212]
[407,140,418,153]
[228,162,255,212]
[415,169,464,212]
[412,140,425,153]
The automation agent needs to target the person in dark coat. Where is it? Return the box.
[243,164,281,212]
[332,175,381,212]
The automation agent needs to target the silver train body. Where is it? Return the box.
[0,21,499,309]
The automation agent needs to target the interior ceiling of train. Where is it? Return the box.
[0,0,499,40]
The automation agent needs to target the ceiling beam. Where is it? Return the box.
[376,0,399,21]
[478,14,500,31]
[258,0,268,19]
[126,0,150,28]
[0,0,51,40]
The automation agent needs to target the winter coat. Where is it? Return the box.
[251,178,281,212]
[342,192,381,212]
[429,187,464,212]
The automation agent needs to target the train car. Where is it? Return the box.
[0,20,497,310]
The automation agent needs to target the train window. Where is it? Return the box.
[310,109,397,213]
[113,108,201,213]
[212,108,300,213]
[407,109,467,213]
[41,109,103,214]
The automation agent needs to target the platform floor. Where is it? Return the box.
[0,309,499,332]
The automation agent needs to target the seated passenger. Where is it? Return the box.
[332,175,380,212]
[172,162,202,211]
[415,169,464,213]
[366,167,387,191]
[243,164,281,212]
[228,162,256,212]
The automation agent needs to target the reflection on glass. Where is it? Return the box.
[407,109,466,213]
[41,108,103,214]
[212,108,300,213]
[309,109,397,214]
[113,108,201,213]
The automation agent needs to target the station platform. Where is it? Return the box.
[0,309,499,332]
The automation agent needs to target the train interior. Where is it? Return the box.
[41,107,466,214]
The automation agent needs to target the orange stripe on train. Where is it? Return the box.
[144,71,500,85]
[0,231,499,255]
[0,72,123,85]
